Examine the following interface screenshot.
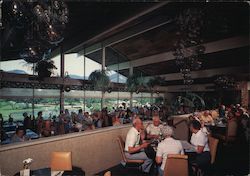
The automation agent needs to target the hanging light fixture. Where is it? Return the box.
[173,8,205,85]
[214,75,237,89]
[9,0,69,63]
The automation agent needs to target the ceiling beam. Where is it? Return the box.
[67,1,169,54]
[155,84,215,92]
[77,17,173,56]
[144,66,249,81]
[107,35,249,70]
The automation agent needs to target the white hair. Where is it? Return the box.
[161,126,174,137]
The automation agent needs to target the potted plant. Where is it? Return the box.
[88,70,110,91]
[126,74,146,93]
[34,60,57,80]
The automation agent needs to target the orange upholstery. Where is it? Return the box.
[164,154,188,176]
[208,136,219,164]
[50,152,72,171]
[116,136,144,164]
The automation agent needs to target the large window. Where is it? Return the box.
[0,60,33,75]
[33,98,60,119]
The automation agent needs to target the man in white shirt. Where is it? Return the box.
[156,126,184,176]
[146,116,164,139]
[190,120,211,169]
[125,118,153,173]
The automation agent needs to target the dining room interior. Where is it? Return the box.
[0,1,249,176]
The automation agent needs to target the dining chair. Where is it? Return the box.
[116,136,144,166]
[163,154,188,176]
[208,135,219,164]
[50,151,72,171]
[213,118,238,144]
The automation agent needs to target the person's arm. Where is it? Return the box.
[128,142,149,154]
[155,144,163,164]
[195,133,207,153]
[196,146,205,154]
[147,134,159,139]
[155,156,162,164]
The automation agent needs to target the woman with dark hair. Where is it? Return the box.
[189,120,211,170]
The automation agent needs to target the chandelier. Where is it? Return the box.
[173,8,205,85]
[214,75,237,89]
[9,0,69,63]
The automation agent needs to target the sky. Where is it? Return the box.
[1,53,104,76]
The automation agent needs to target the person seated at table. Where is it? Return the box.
[219,105,226,118]
[8,114,14,125]
[0,113,4,128]
[36,111,44,136]
[189,120,211,170]
[11,126,27,143]
[200,110,213,124]
[156,126,184,176]
[189,115,209,135]
[23,112,32,130]
[125,118,153,173]
[146,116,164,139]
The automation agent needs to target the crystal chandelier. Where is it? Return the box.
[214,75,237,89]
[9,0,69,63]
[173,8,205,85]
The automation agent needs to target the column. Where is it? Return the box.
[60,45,65,112]
[239,81,249,107]
[129,66,133,109]
[101,46,106,109]
[83,48,86,112]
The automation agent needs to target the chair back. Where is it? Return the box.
[116,136,127,162]
[51,152,72,171]
[227,119,238,138]
[164,154,188,176]
[208,136,219,164]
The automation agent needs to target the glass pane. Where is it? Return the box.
[51,55,61,77]
[0,59,33,75]
[65,53,84,79]
[85,98,102,112]
[64,98,84,113]
[33,98,60,119]
[0,98,33,121]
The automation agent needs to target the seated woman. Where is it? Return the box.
[156,126,184,176]
[189,120,211,170]
[200,110,214,124]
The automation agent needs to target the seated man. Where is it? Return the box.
[156,126,184,176]
[125,118,153,173]
[11,126,27,143]
[146,116,164,139]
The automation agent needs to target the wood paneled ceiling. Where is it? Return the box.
[1,2,249,89]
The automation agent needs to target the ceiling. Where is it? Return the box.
[1,2,249,91]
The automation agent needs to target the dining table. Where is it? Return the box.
[14,166,85,176]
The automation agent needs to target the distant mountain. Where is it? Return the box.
[7,70,28,74]
[69,73,127,83]
[69,74,88,80]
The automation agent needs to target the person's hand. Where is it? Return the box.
[141,142,150,149]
